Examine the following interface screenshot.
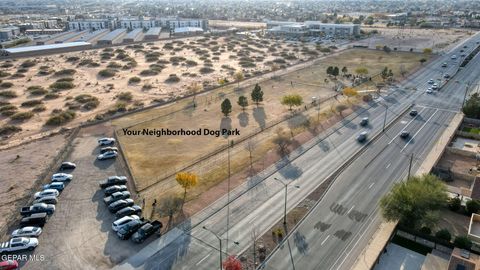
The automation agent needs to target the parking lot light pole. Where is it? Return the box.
[202,226,239,270]
[274,177,300,225]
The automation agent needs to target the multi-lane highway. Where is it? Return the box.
[118,33,480,270]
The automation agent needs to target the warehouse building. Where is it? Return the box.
[0,42,92,57]
[123,29,143,43]
[144,27,162,40]
[97,28,127,45]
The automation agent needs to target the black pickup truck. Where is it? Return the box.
[20,203,55,216]
[131,221,163,243]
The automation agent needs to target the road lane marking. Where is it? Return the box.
[387,107,427,145]
[386,163,391,169]
[347,205,355,214]
[321,235,330,246]
[196,252,212,266]
[368,182,375,189]
[401,109,439,152]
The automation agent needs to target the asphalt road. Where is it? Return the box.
[262,35,480,270]
[118,33,480,270]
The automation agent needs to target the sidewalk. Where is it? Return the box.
[351,112,464,270]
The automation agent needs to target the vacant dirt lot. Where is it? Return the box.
[0,35,320,145]
[0,133,68,238]
[114,48,430,197]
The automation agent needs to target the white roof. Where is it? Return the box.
[174,27,204,33]
[3,42,91,53]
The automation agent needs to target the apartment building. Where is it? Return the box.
[266,20,360,37]
[118,19,160,29]
[68,19,115,31]
[0,26,20,41]
[167,18,208,31]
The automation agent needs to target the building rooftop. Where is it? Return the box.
[3,42,91,53]
[174,27,204,33]
[124,29,142,39]
[98,29,126,41]
[145,27,161,35]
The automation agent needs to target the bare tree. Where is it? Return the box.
[273,128,291,155]
[157,195,183,229]
[245,138,258,170]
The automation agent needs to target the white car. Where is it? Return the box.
[97,151,118,160]
[98,137,115,146]
[451,55,457,59]
[11,227,43,238]
[426,88,433,94]
[432,83,438,90]
[112,215,140,232]
[0,237,38,253]
[51,173,73,182]
[34,189,59,199]
[427,79,434,84]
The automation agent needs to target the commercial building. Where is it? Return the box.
[266,20,360,37]
[144,27,161,40]
[97,28,126,45]
[0,26,20,41]
[172,27,204,36]
[168,19,208,31]
[68,19,115,31]
[123,28,143,43]
[118,19,159,30]
[0,42,92,57]
[25,29,64,36]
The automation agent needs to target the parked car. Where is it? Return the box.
[108,199,135,213]
[59,162,76,171]
[33,196,58,205]
[100,147,118,154]
[409,110,418,117]
[0,260,18,270]
[20,203,55,216]
[104,185,128,196]
[359,117,369,126]
[112,215,140,232]
[443,73,450,79]
[98,137,115,146]
[99,176,127,189]
[451,55,457,59]
[97,151,118,160]
[132,221,163,243]
[117,219,147,240]
[11,227,42,238]
[34,189,59,199]
[427,79,434,84]
[0,238,38,253]
[356,131,368,143]
[51,173,73,182]
[400,131,410,139]
[104,191,131,205]
[115,205,142,219]
[441,62,447,67]
[19,213,47,227]
[426,88,433,94]
[432,83,438,90]
[43,182,64,192]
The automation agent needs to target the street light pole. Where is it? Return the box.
[407,153,414,180]
[382,104,388,132]
[202,226,240,270]
[274,177,288,224]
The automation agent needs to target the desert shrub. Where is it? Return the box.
[157,59,169,64]
[142,84,153,91]
[273,58,287,64]
[165,74,180,83]
[0,91,17,98]
[107,62,122,69]
[49,81,74,91]
[0,104,17,112]
[10,111,34,121]
[37,69,53,76]
[56,77,74,82]
[16,68,27,74]
[116,92,133,102]
[32,104,47,112]
[0,71,11,78]
[44,92,60,100]
[83,99,100,110]
[0,125,22,136]
[103,48,113,52]
[74,94,96,104]
[54,69,76,76]
[100,52,113,60]
[0,82,13,88]
[66,56,80,62]
[98,69,117,78]
[0,62,13,68]
[128,76,141,84]
[10,73,25,78]
[28,86,48,96]
[199,67,215,74]
[170,56,186,63]
[20,60,36,68]
[46,110,76,126]
[185,60,198,66]
[139,69,158,76]
[65,101,81,110]
[21,100,43,107]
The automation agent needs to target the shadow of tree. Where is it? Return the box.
[237,112,249,127]
[220,117,232,138]
[253,106,266,130]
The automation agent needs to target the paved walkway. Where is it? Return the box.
[373,243,425,270]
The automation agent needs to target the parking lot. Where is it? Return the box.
[20,123,152,270]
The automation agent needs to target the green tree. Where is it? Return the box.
[341,66,348,75]
[448,197,462,211]
[379,174,448,229]
[221,98,232,117]
[326,66,334,76]
[454,236,472,249]
[463,93,480,119]
[423,48,433,54]
[364,16,374,25]
[237,96,248,111]
[381,67,389,81]
[419,58,427,65]
[355,67,369,76]
[234,71,244,89]
[332,66,339,78]
[251,83,264,106]
[466,199,480,215]
[281,94,303,110]
[435,229,452,242]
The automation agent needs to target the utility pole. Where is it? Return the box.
[462,82,471,109]
[202,226,240,270]
[407,153,413,180]
[226,140,231,251]
[382,104,388,132]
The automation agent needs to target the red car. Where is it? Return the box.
[0,260,18,270]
